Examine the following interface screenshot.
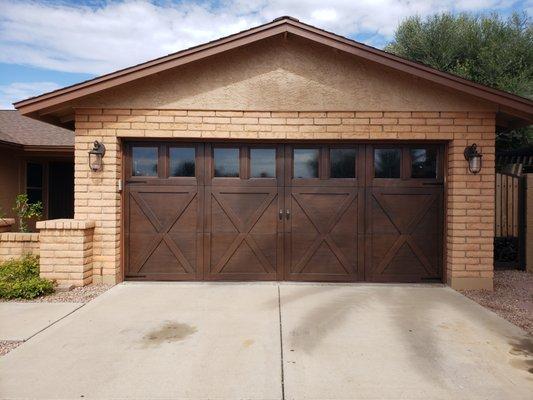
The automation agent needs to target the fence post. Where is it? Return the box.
[527,174,533,273]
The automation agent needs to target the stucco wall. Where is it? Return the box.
[0,147,22,219]
[74,35,496,113]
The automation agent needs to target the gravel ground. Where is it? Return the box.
[460,270,532,334]
[0,341,22,356]
[0,283,112,304]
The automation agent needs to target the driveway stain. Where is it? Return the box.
[508,337,533,374]
[143,322,197,345]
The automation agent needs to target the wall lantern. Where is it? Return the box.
[88,140,106,172]
[463,143,482,174]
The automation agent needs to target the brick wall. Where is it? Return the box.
[0,232,39,263]
[36,219,95,287]
[74,108,495,289]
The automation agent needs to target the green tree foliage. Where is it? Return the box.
[385,12,533,149]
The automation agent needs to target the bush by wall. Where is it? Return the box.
[0,255,54,299]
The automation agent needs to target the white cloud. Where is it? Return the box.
[0,81,62,109]
[0,0,519,75]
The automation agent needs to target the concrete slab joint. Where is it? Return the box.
[36,219,96,287]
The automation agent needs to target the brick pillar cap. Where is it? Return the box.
[36,219,96,230]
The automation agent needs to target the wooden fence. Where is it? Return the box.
[494,172,526,269]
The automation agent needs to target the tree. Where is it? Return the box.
[385,12,533,149]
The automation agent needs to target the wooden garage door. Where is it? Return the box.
[204,144,283,280]
[124,144,204,280]
[283,145,364,282]
[124,142,443,282]
[365,145,444,282]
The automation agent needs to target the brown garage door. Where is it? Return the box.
[124,142,443,282]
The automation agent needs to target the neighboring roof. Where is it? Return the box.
[14,16,533,127]
[0,110,73,149]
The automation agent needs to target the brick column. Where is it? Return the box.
[446,113,495,290]
[36,219,95,287]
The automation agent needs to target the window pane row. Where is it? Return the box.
[132,146,196,177]
[131,145,438,179]
[374,147,437,179]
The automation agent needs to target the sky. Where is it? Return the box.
[0,0,531,109]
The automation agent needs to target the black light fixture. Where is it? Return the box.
[463,143,482,174]
[88,140,106,172]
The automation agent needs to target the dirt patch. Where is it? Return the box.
[143,322,197,345]
[460,270,532,334]
[0,340,22,356]
[0,284,112,303]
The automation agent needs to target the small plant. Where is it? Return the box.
[13,194,43,233]
[0,255,54,299]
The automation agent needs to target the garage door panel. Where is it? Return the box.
[366,187,442,282]
[285,187,362,281]
[125,185,202,280]
[205,186,281,280]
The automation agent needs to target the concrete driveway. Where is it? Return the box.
[0,283,531,399]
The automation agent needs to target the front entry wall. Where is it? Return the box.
[74,109,495,289]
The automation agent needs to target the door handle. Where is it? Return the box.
[286,209,290,220]
[279,210,283,220]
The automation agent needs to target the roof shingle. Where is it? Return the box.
[0,110,73,147]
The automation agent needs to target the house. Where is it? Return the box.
[0,110,74,222]
[12,17,533,289]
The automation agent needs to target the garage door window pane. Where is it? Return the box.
[251,148,276,178]
[132,147,158,176]
[330,148,356,178]
[294,149,319,179]
[214,148,239,177]
[169,147,195,177]
[374,148,401,178]
[411,148,437,178]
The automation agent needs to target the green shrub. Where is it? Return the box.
[13,194,43,233]
[0,255,54,299]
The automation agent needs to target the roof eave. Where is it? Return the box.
[14,17,533,124]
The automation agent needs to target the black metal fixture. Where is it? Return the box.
[88,140,106,172]
[464,143,482,174]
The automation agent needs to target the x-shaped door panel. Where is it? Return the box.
[205,186,282,280]
[285,187,362,281]
[125,186,201,280]
[366,187,442,282]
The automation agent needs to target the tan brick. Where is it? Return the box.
[314,118,341,125]
[231,117,258,124]
[260,118,285,125]
[384,112,411,118]
[355,112,382,118]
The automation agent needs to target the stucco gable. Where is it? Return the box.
[73,36,494,112]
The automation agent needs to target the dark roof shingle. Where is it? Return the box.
[0,110,73,147]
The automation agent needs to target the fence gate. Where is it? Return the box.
[495,172,526,269]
